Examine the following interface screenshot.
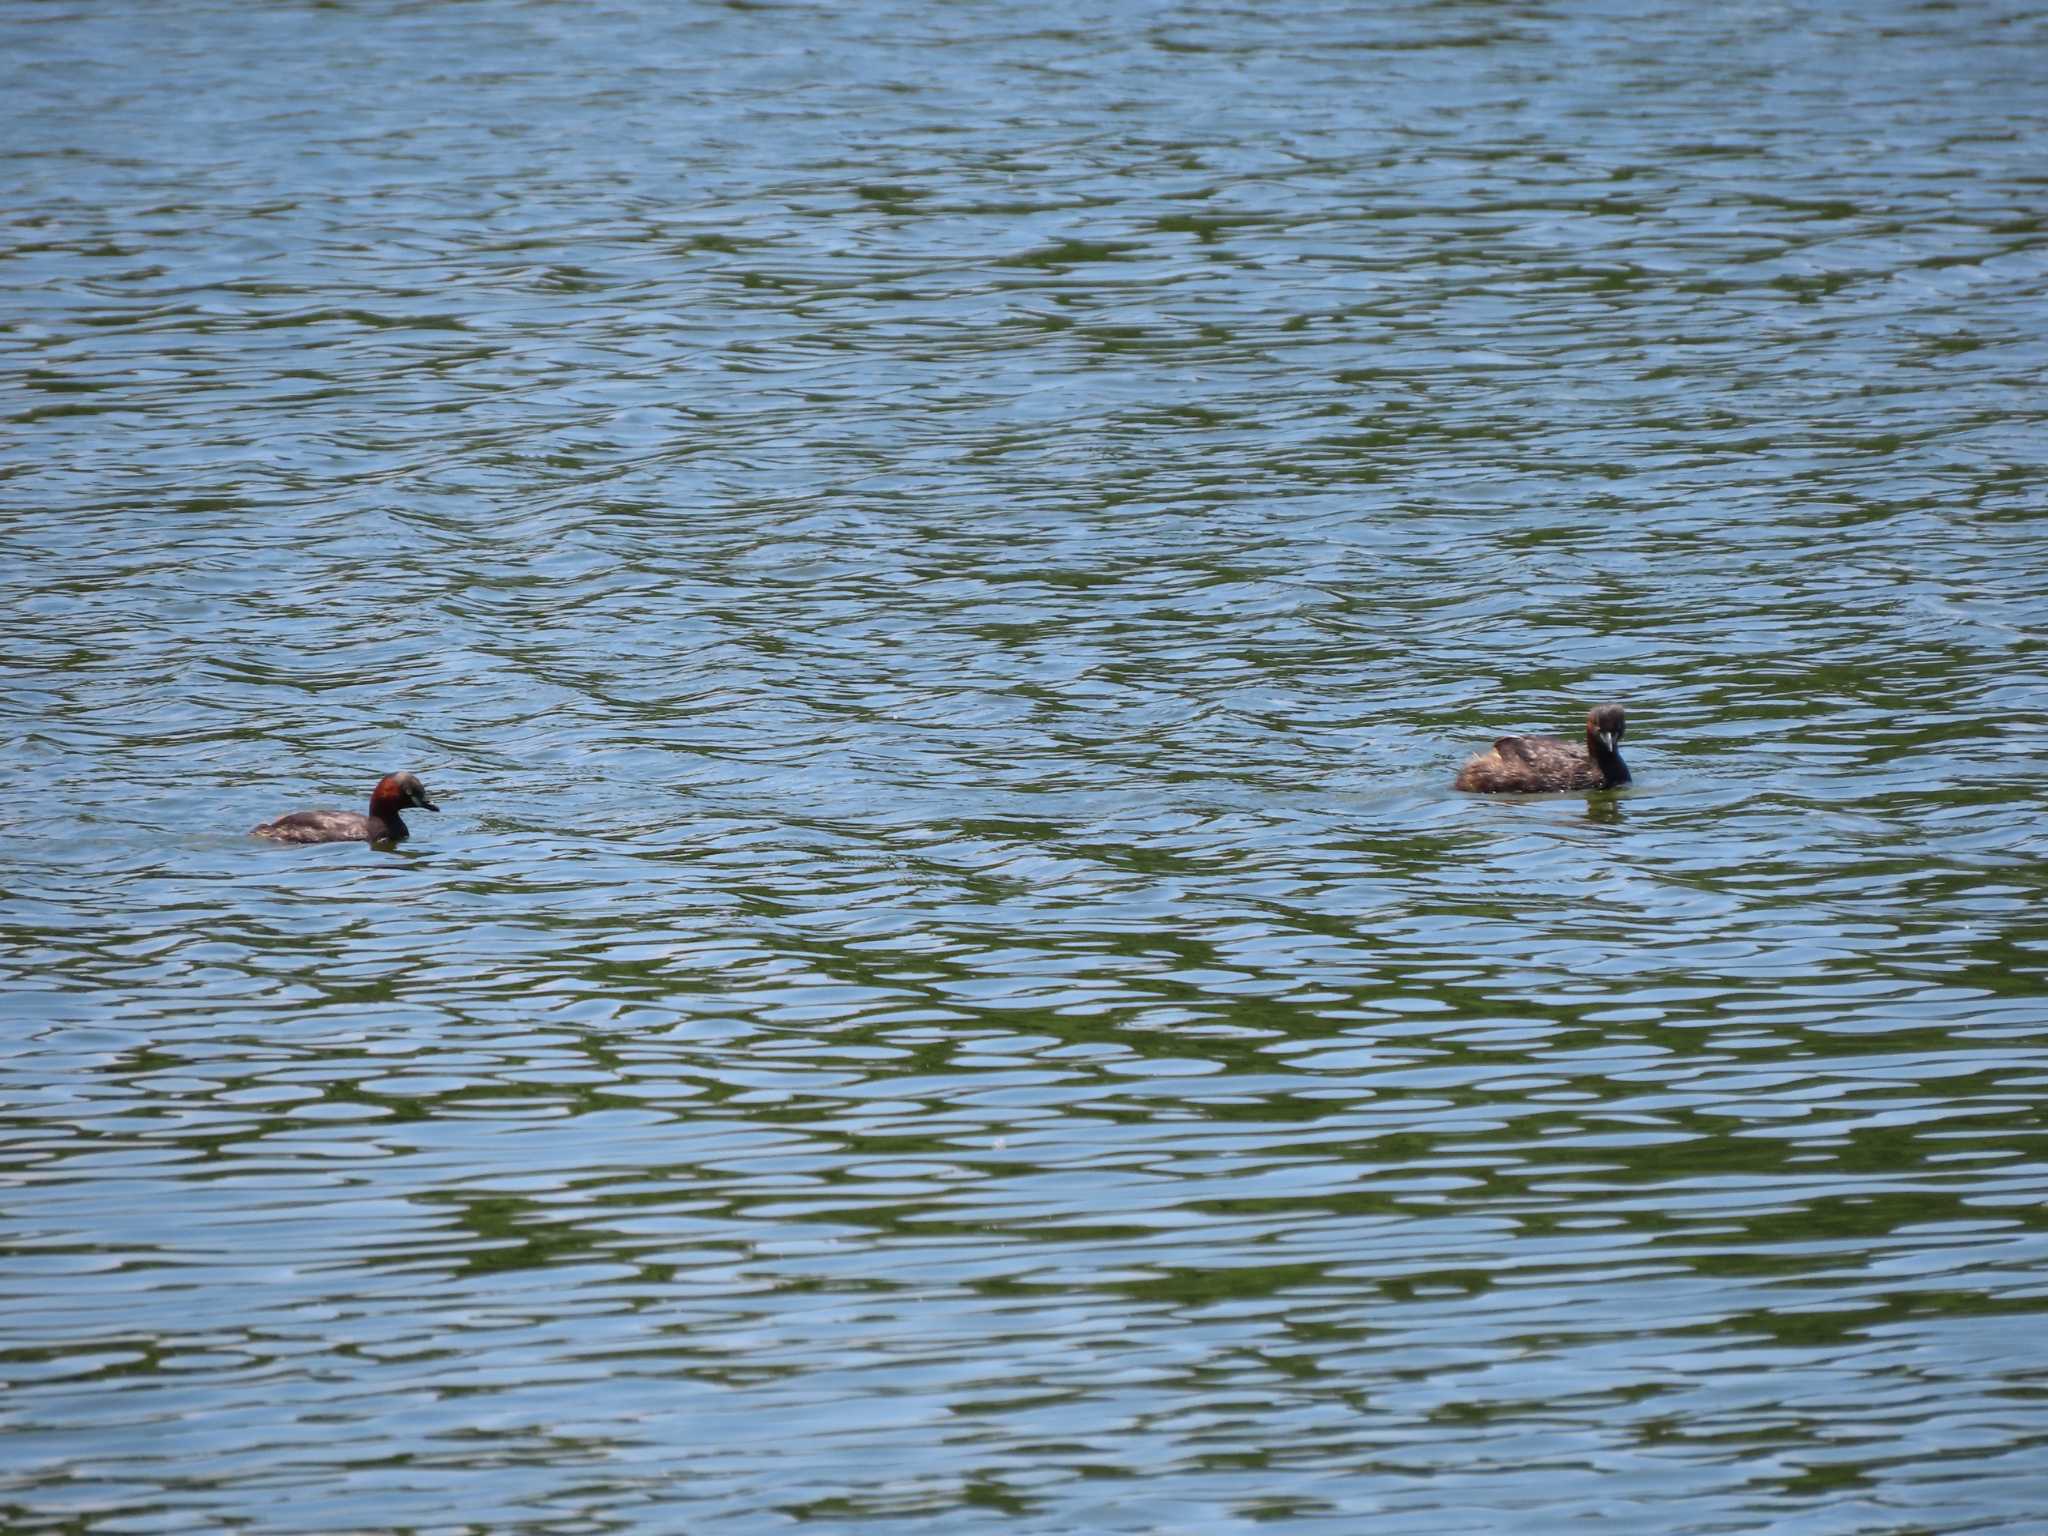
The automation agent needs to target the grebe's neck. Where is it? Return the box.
[1586,728,1630,787]
[366,784,410,841]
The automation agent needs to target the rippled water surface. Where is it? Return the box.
[6,1,2048,1530]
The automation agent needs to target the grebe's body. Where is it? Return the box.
[1454,706,1629,794]
[254,772,440,844]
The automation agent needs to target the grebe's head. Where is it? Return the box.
[372,772,440,813]
[1585,704,1626,756]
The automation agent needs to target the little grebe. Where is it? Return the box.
[1454,705,1630,793]
[253,772,440,844]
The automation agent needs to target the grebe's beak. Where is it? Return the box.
[1597,730,1618,754]
[418,792,441,812]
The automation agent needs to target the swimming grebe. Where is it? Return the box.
[1454,705,1630,793]
[253,772,440,844]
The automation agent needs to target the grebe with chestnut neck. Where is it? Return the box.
[253,772,441,845]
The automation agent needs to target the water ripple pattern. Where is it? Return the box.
[4,1,2047,1531]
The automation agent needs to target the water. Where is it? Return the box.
[5,0,2048,1530]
